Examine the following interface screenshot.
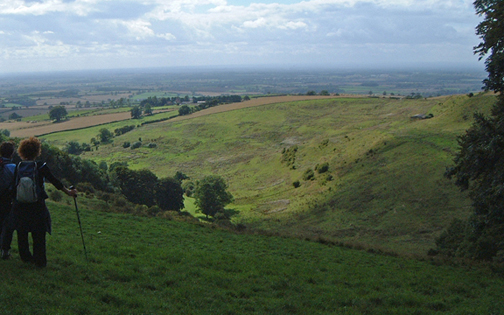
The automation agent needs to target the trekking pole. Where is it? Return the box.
[70,186,88,261]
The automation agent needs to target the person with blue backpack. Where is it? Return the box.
[11,137,77,267]
[0,141,16,260]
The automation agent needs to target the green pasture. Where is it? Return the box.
[0,198,502,314]
[41,110,179,146]
[43,94,497,255]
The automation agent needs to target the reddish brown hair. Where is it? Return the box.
[18,137,41,160]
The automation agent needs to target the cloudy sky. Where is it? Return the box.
[0,0,484,73]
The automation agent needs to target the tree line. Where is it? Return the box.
[0,134,233,218]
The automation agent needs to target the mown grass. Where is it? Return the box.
[1,198,503,314]
[42,94,497,255]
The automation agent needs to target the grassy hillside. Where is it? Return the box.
[42,93,497,255]
[1,198,503,314]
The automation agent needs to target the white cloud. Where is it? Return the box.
[243,18,268,28]
[157,33,176,40]
[123,20,155,40]
[279,21,307,30]
[0,0,483,72]
[0,0,99,16]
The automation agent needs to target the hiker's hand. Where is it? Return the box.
[64,187,78,198]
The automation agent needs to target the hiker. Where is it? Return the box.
[0,141,16,260]
[11,137,77,267]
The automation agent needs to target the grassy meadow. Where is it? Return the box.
[39,93,497,255]
[0,198,503,314]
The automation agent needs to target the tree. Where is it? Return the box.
[144,104,153,116]
[112,166,157,207]
[319,90,330,96]
[156,177,185,211]
[174,171,189,182]
[193,175,234,218]
[9,112,21,120]
[439,0,504,260]
[49,105,68,122]
[178,105,191,116]
[131,106,142,119]
[98,128,113,143]
[65,141,82,155]
[474,0,504,95]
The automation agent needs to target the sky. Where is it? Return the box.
[0,0,485,73]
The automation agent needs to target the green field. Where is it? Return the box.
[42,109,179,145]
[40,93,498,255]
[0,198,502,314]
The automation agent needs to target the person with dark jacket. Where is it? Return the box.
[11,137,77,267]
[0,141,16,260]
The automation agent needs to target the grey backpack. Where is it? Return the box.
[16,161,40,203]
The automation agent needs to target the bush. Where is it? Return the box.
[49,190,63,202]
[123,142,131,148]
[302,169,315,181]
[96,191,113,203]
[292,180,301,188]
[76,182,95,194]
[319,174,333,186]
[281,145,298,169]
[182,181,196,197]
[147,143,157,148]
[114,125,135,136]
[113,196,128,207]
[147,205,163,216]
[131,142,142,149]
[315,162,329,174]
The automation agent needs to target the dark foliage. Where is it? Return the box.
[315,162,330,174]
[193,95,241,105]
[281,145,298,169]
[194,175,233,218]
[98,128,113,143]
[438,0,504,261]
[114,125,135,136]
[112,166,158,207]
[49,105,68,122]
[131,106,142,119]
[156,177,185,211]
[302,169,315,181]
[178,105,191,116]
[39,143,109,191]
[474,0,504,95]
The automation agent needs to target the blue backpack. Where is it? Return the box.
[0,159,15,197]
[15,161,42,203]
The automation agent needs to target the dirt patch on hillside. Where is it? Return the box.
[260,199,291,214]
[3,95,342,138]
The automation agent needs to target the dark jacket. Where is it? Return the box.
[0,157,15,221]
[11,162,64,234]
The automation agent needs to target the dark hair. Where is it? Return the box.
[18,137,41,161]
[0,141,15,158]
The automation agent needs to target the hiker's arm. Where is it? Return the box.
[40,164,77,197]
